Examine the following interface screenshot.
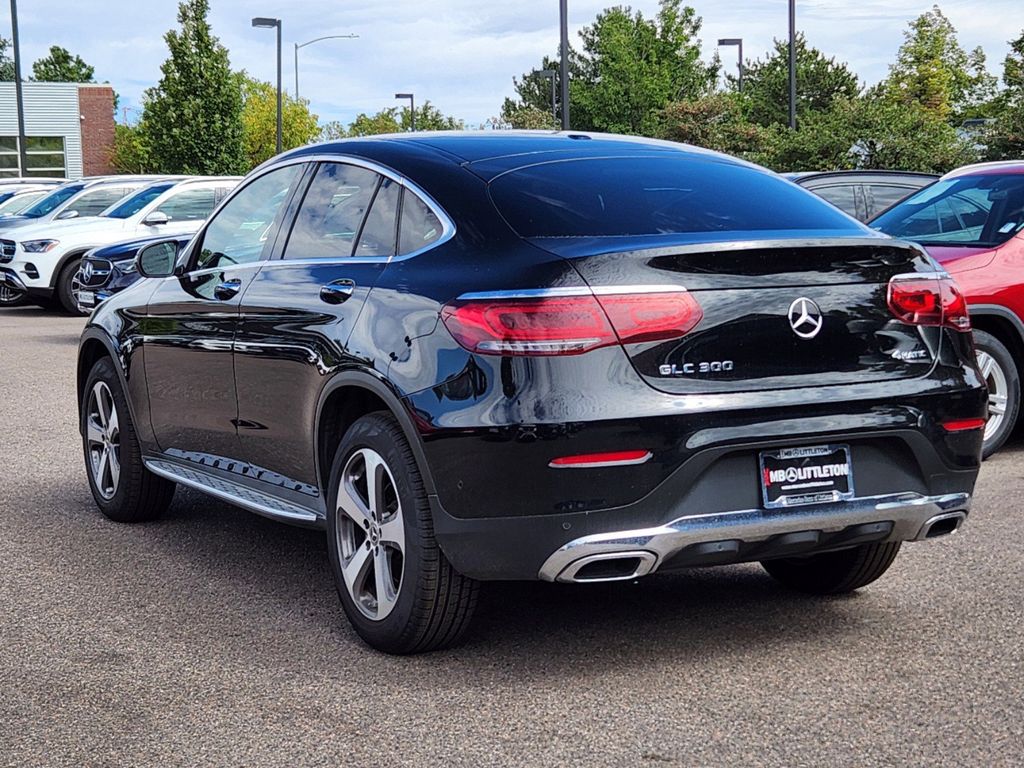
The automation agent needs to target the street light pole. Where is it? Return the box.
[395,93,415,132]
[788,0,797,130]
[252,16,283,153]
[541,69,557,124]
[294,34,359,99]
[717,38,743,92]
[10,0,29,176]
[559,0,570,130]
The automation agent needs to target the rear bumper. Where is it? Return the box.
[537,491,968,582]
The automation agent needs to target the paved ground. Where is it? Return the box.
[1,303,1022,768]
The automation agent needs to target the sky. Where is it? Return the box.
[1,0,1020,128]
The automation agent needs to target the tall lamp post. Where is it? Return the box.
[252,16,283,153]
[558,0,570,129]
[294,34,358,99]
[10,0,28,175]
[540,69,557,125]
[395,93,415,132]
[788,0,797,130]
[717,38,743,92]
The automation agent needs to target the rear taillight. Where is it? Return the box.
[887,274,971,332]
[440,288,702,356]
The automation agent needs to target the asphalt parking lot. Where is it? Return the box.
[1,304,1022,768]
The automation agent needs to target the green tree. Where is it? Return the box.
[883,5,997,122]
[987,28,1024,159]
[740,33,860,127]
[656,93,768,160]
[140,0,245,174]
[500,55,563,124]
[0,37,14,81]
[497,104,558,130]
[341,102,463,137]
[239,73,321,167]
[109,123,153,173]
[30,46,95,82]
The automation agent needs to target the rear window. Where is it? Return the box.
[488,156,863,238]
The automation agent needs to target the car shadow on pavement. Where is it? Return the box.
[133,487,873,676]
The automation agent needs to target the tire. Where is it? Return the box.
[326,412,478,654]
[0,283,27,307]
[81,357,176,522]
[972,330,1020,459]
[761,542,901,595]
[56,257,88,315]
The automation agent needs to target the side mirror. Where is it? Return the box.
[56,210,79,220]
[137,240,179,278]
[143,211,170,226]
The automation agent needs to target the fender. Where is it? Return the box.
[969,304,1024,344]
[314,368,438,498]
[77,325,147,443]
[50,248,94,288]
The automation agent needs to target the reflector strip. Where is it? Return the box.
[549,450,652,469]
[941,418,987,432]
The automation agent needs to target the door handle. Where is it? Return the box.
[320,279,356,305]
[214,278,242,300]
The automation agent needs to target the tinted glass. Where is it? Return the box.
[74,188,130,216]
[399,191,443,254]
[872,174,1024,247]
[21,183,84,217]
[284,163,380,259]
[104,183,174,219]
[489,156,863,238]
[156,188,218,222]
[354,179,401,258]
[866,184,914,216]
[0,191,45,214]
[195,165,302,270]
[813,184,860,218]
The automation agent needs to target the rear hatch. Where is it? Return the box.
[533,236,942,394]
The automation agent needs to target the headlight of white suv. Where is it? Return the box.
[21,239,60,253]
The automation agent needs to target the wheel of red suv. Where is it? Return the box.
[82,357,176,522]
[0,283,27,307]
[761,542,902,594]
[326,412,478,654]
[972,330,1020,459]
[56,257,87,315]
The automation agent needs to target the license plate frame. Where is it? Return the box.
[78,290,95,307]
[759,444,855,509]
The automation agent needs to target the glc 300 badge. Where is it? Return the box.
[659,361,734,376]
[788,297,824,339]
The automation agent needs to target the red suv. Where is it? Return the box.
[871,161,1024,457]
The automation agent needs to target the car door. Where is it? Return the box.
[233,161,401,493]
[142,164,307,462]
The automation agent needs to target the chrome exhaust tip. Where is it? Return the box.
[915,511,967,541]
[555,551,657,583]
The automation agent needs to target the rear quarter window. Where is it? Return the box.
[488,156,864,238]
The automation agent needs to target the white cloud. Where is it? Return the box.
[1,0,1018,128]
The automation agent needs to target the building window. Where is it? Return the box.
[0,136,67,178]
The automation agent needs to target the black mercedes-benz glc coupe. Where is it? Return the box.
[77,132,986,653]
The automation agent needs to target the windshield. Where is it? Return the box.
[0,191,46,215]
[488,156,864,238]
[103,183,175,219]
[20,183,84,218]
[871,173,1024,248]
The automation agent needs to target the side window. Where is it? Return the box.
[867,185,914,218]
[74,188,129,216]
[812,184,859,219]
[157,188,217,222]
[284,163,380,259]
[354,179,401,258]
[399,190,443,255]
[194,164,302,270]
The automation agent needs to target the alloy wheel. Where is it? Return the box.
[0,284,24,306]
[977,349,1008,443]
[336,447,406,621]
[86,381,121,500]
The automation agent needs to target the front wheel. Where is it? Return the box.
[326,412,478,654]
[0,283,27,307]
[761,542,901,594]
[972,330,1020,459]
[57,257,89,315]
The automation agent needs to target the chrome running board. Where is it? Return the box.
[145,458,320,524]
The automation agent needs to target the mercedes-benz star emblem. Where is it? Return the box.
[82,262,94,282]
[788,297,824,339]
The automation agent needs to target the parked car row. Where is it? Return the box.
[0,174,240,312]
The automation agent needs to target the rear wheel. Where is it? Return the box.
[972,330,1019,459]
[326,412,478,654]
[82,357,176,522]
[761,542,901,594]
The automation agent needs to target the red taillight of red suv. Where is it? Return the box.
[887,274,971,332]
[440,289,703,356]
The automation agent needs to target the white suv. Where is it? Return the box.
[0,177,240,312]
